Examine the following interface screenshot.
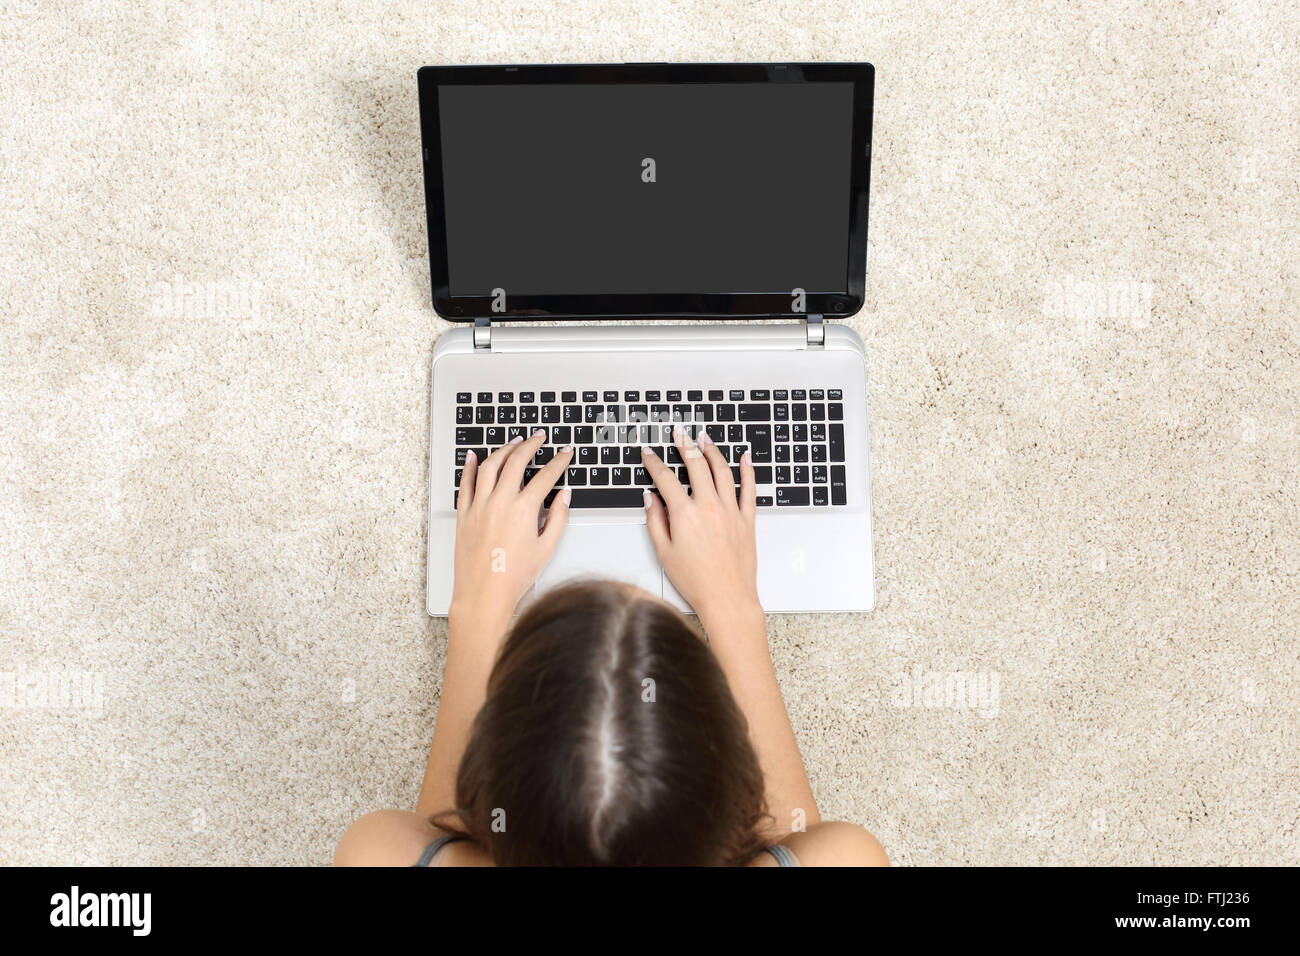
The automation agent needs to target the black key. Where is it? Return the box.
[794,466,809,483]
[472,448,487,462]
[475,406,495,423]
[578,446,598,465]
[624,390,639,402]
[633,466,651,485]
[812,465,828,483]
[585,405,604,422]
[809,403,825,421]
[455,427,483,445]
[756,495,774,507]
[551,426,571,444]
[645,390,661,401]
[677,466,690,483]
[687,389,703,402]
[568,488,647,508]
[793,424,808,442]
[716,403,736,422]
[829,424,845,462]
[776,466,791,484]
[694,404,714,422]
[520,406,539,423]
[561,391,577,402]
[476,391,492,403]
[775,445,790,462]
[831,466,847,505]
[730,465,741,484]
[810,389,824,401]
[589,467,610,484]
[623,446,642,464]
[750,389,770,400]
[774,424,790,442]
[753,465,773,484]
[773,403,789,421]
[745,424,772,462]
[540,391,556,402]
[612,467,631,485]
[791,403,808,421]
[599,446,618,464]
[508,426,527,441]
[523,467,538,484]
[793,445,809,462]
[718,444,732,462]
[605,405,622,423]
[583,390,598,402]
[455,448,470,465]
[485,426,505,445]
[498,392,513,403]
[667,390,682,401]
[711,389,727,401]
[828,389,842,400]
[706,424,725,443]
[638,425,653,443]
[650,403,670,418]
[776,486,810,506]
[575,426,594,444]
[602,390,618,402]
[672,403,692,421]
[813,485,829,506]
[456,391,471,403]
[829,402,844,420]
[543,489,558,507]
[498,406,517,423]
[534,446,554,465]
[726,389,743,400]
[519,391,535,403]
[738,404,769,422]
[630,404,648,419]
[666,446,682,464]
[810,423,826,442]
[792,389,807,400]
[773,389,788,401]
[733,444,747,460]
[456,407,473,424]
[454,467,463,486]
[542,405,560,423]
[728,424,744,443]
[811,445,827,462]
[563,405,582,423]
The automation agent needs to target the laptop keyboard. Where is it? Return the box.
[452,388,847,509]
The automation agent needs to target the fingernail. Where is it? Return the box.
[698,431,713,445]
[742,450,751,463]
[466,450,476,463]
[642,489,652,507]
[641,445,654,459]
[673,424,684,436]
[532,428,544,438]
[560,444,572,453]
[510,436,523,445]
[562,487,572,504]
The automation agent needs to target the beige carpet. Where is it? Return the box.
[1,0,1296,866]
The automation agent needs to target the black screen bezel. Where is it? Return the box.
[417,62,874,322]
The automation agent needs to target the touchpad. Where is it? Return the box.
[536,523,663,598]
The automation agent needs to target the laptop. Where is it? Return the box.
[417,62,876,615]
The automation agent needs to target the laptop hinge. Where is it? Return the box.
[473,315,491,350]
[804,314,825,348]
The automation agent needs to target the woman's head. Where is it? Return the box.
[434,579,770,865]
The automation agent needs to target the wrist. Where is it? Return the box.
[448,595,514,645]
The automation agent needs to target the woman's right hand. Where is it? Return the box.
[640,425,763,628]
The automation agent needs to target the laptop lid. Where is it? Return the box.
[417,62,873,322]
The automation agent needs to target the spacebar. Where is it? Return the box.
[567,488,647,508]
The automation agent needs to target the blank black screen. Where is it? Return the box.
[438,83,854,296]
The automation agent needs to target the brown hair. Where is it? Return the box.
[431,579,771,865]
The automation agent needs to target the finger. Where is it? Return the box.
[640,444,689,509]
[675,424,713,499]
[523,444,575,506]
[474,435,522,500]
[738,449,756,518]
[539,486,572,550]
[497,428,549,496]
[695,429,736,507]
[457,450,479,519]
[643,487,671,552]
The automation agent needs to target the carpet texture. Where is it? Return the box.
[1,0,1296,866]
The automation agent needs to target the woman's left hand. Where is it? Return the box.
[449,429,574,631]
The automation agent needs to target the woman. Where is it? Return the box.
[335,426,889,866]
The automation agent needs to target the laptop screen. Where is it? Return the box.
[418,64,873,320]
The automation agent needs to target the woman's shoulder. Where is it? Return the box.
[757,821,891,867]
[333,810,492,867]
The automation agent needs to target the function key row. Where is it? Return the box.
[456,388,843,404]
